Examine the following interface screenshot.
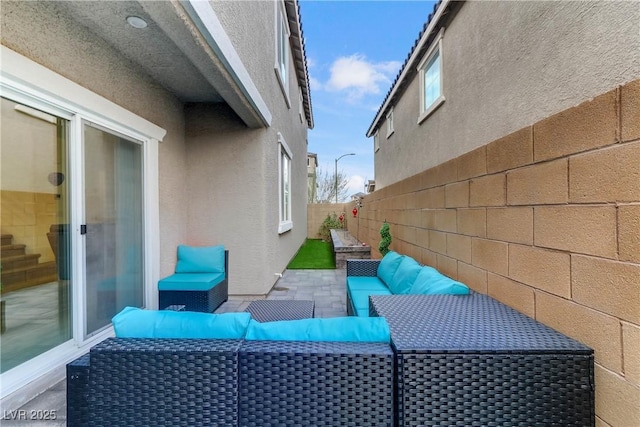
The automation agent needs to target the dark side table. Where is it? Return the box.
[245,300,314,322]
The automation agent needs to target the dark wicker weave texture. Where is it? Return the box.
[239,340,395,427]
[346,259,380,277]
[370,294,594,427]
[345,259,381,315]
[66,353,90,427]
[158,250,229,312]
[245,299,315,322]
[88,338,241,427]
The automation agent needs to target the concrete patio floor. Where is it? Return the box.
[3,268,347,426]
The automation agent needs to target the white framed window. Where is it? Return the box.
[418,28,445,123]
[374,130,380,152]
[275,1,291,107]
[386,108,394,138]
[298,87,305,124]
[278,132,293,233]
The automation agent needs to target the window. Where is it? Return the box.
[374,130,380,152]
[386,108,394,138]
[418,29,445,123]
[275,2,290,105]
[299,87,305,123]
[278,133,293,233]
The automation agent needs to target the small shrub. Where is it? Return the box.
[379,221,392,256]
[319,213,344,242]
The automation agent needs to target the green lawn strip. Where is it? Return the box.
[287,239,335,269]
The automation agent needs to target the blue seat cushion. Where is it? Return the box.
[388,256,422,294]
[350,288,393,317]
[347,276,390,292]
[158,272,225,291]
[376,251,404,286]
[245,317,391,343]
[175,244,225,274]
[112,306,251,339]
[410,266,470,295]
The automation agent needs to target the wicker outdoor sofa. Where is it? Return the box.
[347,258,595,427]
[67,331,395,426]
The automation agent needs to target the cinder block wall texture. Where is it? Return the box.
[307,203,351,239]
[350,80,640,427]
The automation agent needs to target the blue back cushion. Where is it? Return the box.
[175,245,225,273]
[388,256,422,294]
[112,306,250,339]
[376,251,404,286]
[410,266,470,295]
[245,317,391,343]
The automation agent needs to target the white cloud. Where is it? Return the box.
[309,76,322,92]
[346,175,366,197]
[306,56,317,69]
[325,54,401,101]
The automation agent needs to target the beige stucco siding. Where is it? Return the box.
[194,1,309,294]
[374,0,640,188]
[0,0,188,279]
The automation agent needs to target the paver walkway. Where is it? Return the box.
[215,268,347,318]
[6,269,347,426]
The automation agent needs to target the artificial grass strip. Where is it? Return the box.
[287,239,336,269]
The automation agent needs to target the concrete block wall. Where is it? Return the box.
[350,79,640,427]
[307,202,351,239]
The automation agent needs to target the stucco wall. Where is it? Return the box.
[184,0,309,295]
[374,1,640,188]
[0,1,188,280]
[352,80,640,426]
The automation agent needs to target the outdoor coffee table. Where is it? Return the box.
[245,300,314,322]
[369,294,594,426]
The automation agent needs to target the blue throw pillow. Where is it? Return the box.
[410,266,470,295]
[377,251,404,286]
[245,317,391,343]
[112,306,250,339]
[175,245,225,273]
[388,256,422,294]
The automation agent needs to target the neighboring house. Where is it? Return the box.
[366,179,376,193]
[307,152,318,203]
[0,0,312,408]
[360,1,639,426]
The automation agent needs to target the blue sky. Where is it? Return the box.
[300,0,437,198]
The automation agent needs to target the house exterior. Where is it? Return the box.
[359,1,640,426]
[0,0,312,408]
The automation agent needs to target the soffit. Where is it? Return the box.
[54,1,224,104]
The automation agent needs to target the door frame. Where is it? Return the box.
[0,46,165,400]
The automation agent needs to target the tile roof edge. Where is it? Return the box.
[286,0,314,129]
[365,0,452,138]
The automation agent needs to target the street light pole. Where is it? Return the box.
[335,153,355,204]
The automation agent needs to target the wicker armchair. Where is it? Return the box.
[158,249,229,312]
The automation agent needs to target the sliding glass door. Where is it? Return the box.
[0,98,147,370]
[83,123,144,337]
[0,97,72,373]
